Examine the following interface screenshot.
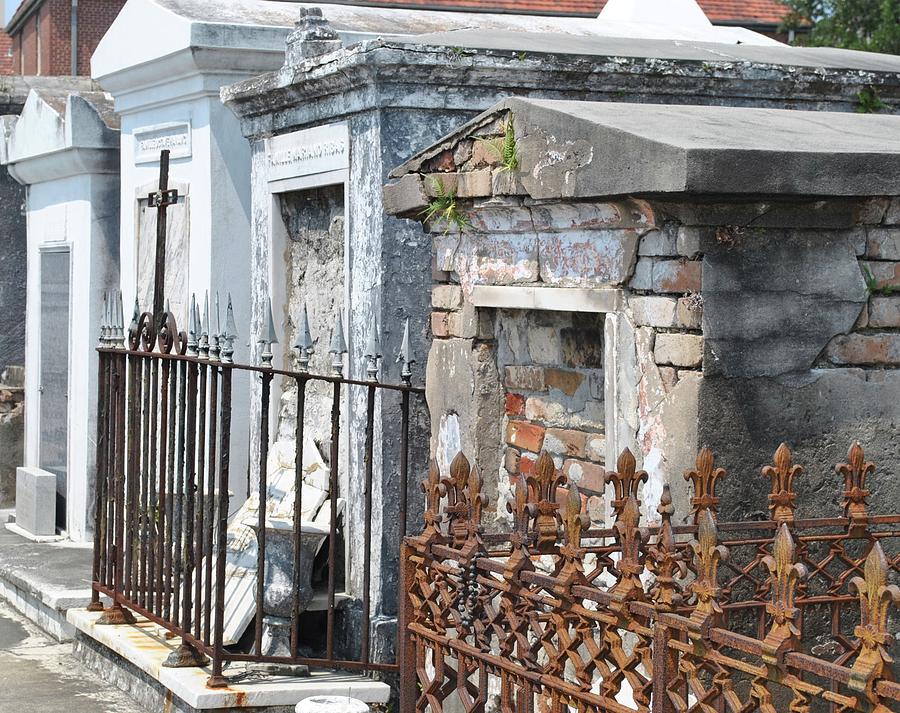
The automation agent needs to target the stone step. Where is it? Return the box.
[69,608,391,713]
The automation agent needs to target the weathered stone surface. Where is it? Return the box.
[432,285,463,310]
[456,170,493,198]
[860,260,900,290]
[630,295,676,327]
[538,230,639,287]
[702,230,867,377]
[0,167,25,372]
[868,296,900,328]
[466,206,533,233]
[504,365,546,391]
[585,434,606,463]
[654,199,870,229]
[562,459,605,491]
[866,227,900,260]
[529,200,655,232]
[638,228,677,256]
[381,173,427,216]
[825,333,900,365]
[15,467,56,536]
[438,232,539,287]
[858,197,890,225]
[543,428,588,458]
[655,333,703,368]
[629,258,701,293]
[431,311,450,338]
[544,368,585,396]
[885,198,900,226]
[676,226,703,258]
[698,369,900,523]
[675,296,703,329]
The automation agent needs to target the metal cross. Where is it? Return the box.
[147,149,179,329]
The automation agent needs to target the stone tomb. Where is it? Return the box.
[2,87,120,540]
[222,4,900,656]
[385,98,900,526]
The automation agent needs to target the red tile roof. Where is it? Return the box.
[332,0,792,26]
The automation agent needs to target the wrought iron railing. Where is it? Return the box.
[89,291,425,688]
[400,445,900,712]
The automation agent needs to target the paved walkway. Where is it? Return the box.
[0,601,146,713]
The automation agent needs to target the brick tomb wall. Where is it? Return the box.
[498,310,606,494]
[825,198,900,366]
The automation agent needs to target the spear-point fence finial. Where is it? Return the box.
[99,291,110,346]
[187,293,199,356]
[113,290,125,348]
[199,292,210,358]
[258,295,279,368]
[329,310,347,376]
[210,292,221,361]
[221,294,237,364]
[397,317,414,385]
[293,302,314,372]
[364,319,381,381]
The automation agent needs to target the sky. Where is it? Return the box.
[4,0,21,24]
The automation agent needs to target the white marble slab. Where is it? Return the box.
[15,466,56,536]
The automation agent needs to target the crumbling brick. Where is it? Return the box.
[866,228,900,260]
[432,285,463,310]
[563,459,606,492]
[505,392,526,417]
[868,296,900,328]
[506,420,545,452]
[826,333,900,365]
[504,365,546,392]
[655,333,703,368]
[543,428,587,458]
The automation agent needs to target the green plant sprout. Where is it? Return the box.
[421,177,470,234]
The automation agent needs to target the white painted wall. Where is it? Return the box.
[20,171,119,541]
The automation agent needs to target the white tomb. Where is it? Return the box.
[90,0,305,499]
[2,86,120,541]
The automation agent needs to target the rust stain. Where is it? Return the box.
[163,690,173,713]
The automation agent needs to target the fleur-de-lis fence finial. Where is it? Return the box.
[689,509,729,633]
[761,524,807,665]
[849,542,900,703]
[329,310,347,376]
[422,460,445,536]
[99,291,110,346]
[364,319,381,381]
[562,484,588,557]
[397,317,415,386]
[837,441,874,537]
[293,302,314,372]
[684,447,726,522]
[526,451,565,553]
[648,484,687,611]
[762,443,801,524]
[442,452,485,548]
[258,295,278,368]
[606,449,648,599]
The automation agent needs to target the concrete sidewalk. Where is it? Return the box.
[0,509,94,640]
[0,600,145,713]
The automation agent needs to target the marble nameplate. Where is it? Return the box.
[266,122,349,183]
[134,122,192,164]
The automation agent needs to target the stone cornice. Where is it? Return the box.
[222,40,900,140]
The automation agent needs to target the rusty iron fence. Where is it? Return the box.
[89,291,425,687]
[400,445,900,712]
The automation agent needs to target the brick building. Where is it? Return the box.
[331,0,797,39]
[4,0,125,75]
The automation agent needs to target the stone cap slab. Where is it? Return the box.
[3,88,119,184]
[387,98,900,202]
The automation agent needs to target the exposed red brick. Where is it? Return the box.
[519,451,538,476]
[826,333,900,366]
[7,0,124,75]
[656,259,702,293]
[506,420,545,452]
[563,459,606,492]
[0,30,13,75]
[505,392,526,417]
[862,261,900,291]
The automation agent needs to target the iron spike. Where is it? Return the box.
[329,310,347,376]
[293,302,314,371]
[187,294,199,356]
[209,292,221,360]
[115,290,125,347]
[258,296,278,368]
[221,294,237,364]
[99,292,108,345]
[397,317,415,385]
[199,292,210,358]
[364,319,381,381]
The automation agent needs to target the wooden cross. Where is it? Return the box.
[147,149,179,329]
